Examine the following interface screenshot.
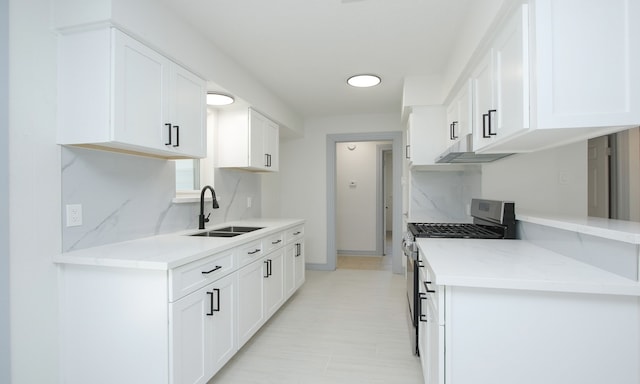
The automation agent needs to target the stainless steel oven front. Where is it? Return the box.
[402,232,419,355]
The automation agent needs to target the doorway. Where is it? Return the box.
[326,132,403,274]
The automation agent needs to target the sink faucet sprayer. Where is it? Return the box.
[199,185,220,229]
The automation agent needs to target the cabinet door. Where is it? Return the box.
[237,259,265,347]
[533,0,640,129]
[209,274,238,376]
[284,243,296,298]
[264,250,284,318]
[407,106,447,166]
[263,119,279,171]
[113,29,168,150]
[248,108,267,169]
[492,4,529,140]
[293,241,305,290]
[471,52,494,152]
[168,65,207,158]
[169,284,211,384]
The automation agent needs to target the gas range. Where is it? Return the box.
[408,199,516,240]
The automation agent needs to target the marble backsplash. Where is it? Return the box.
[410,168,481,222]
[61,147,261,252]
[518,221,639,281]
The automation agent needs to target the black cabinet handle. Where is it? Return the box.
[201,265,222,274]
[449,123,453,140]
[265,153,272,167]
[206,289,221,316]
[165,123,172,146]
[424,281,436,293]
[293,231,301,236]
[405,144,410,159]
[206,291,214,316]
[173,125,180,147]
[272,239,282,245]
[212,288,220,312]
[419,293,428,322]
[482,113,490,138]
[452,121,458,139]
[487,109,497,136]
[295,243,301,257]
[248,249,260,255]
[264,259,272,278]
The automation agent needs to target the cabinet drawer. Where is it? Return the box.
[285,225,304,244]
[263,232,284,254]
[169,250,235,302]
[238,239,264,267]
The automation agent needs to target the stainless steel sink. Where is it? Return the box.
[213,226,263,233]
[191,231,242,237]
[189,226,263,238]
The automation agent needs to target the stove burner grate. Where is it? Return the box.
[410,223,504,239]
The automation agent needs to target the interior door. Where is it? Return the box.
[587,135,609,218]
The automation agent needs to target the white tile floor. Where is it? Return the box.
[210,269,424,383]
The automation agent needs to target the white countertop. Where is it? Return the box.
[517,213,640,244]
[418,238,640,296]
[53,219,304,270]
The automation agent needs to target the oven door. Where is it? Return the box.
[403,236,419,355]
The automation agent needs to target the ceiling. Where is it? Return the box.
[160,0,475,119]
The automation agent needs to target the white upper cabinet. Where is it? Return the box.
[445,80,472,144]
[454,0,640,154]
[471,5,529,152]
[216,107,279,172]
[405,105,447,166]
[58,27,206,159]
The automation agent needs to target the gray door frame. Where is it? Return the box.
[326,131,403,274]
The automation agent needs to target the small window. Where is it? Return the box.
[175,159,200,191]
[173,107,215,201]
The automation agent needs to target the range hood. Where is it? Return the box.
[435,134,513,163]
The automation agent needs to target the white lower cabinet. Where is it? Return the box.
[58,222,305,384]
[237,257,266,347]
[170,273,237,384]
[418,256,639,384]
[264,249,285,318]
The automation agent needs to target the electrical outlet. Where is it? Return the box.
[66,204,83,227]
[247,197,252,208]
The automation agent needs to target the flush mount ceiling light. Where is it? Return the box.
[347,74,381,88]
[206,92,235,106]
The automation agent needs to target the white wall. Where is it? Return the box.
[440,0,505,102]
[279,113,401,266]
[0,0,10,380]
[9,0,61,382]
[481,141,588,216]
[336,141,389,254]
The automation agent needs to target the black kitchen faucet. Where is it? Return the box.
[199,185,220,229]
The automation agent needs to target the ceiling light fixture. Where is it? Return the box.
[206,92,235,106]
[347,74,381,88]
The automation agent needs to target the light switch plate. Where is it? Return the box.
[66,204,82,227]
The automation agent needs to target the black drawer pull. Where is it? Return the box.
[272,239,282,245]
[202,265,222,274]
[293,231,301,235]
[248,249,260,255]
[424,281,436,293]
